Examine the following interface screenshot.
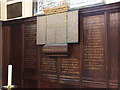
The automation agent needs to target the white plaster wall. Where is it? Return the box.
[0,0,120,20]
[0,0,33,21]
[1,0,7,21]
[105,0,120,4]
[22,0,32,18]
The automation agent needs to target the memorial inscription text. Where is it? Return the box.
[84,15,104,71]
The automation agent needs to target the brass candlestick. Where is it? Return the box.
[2,85,17,90]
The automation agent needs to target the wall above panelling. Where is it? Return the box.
[0,0,33,21]
[0,0,120,21]
[105,0,120,4]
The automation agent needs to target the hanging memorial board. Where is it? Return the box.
[47,12,67,44]
[37,10,78,45]
[37,16,46,44]
[67,10,78,43]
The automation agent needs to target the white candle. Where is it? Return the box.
[8,65,12,86]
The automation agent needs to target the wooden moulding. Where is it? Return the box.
[42,44,68,57]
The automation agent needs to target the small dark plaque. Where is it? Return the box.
[7,2,22,19]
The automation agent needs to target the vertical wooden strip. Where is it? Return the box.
[37,46,41,88]
[80,15,84,88]
[21,24,25,88]
[107,13,119,88]
[0,21,2,87]
[2,26,10,86]
[104,12,109,88]
[117,12,119,88]
[57,57,60,88]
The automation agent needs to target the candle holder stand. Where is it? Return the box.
[2,85,17,90]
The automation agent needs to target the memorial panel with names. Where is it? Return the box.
[37,16,46,44]
[24,23,37,69]
[83,15,106,81]
[60,44,80,84]
[47,12,67,44]
[67,10,78,43]
[61,58,79,75]
[41,57,57,74]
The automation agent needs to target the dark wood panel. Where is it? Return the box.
[82,14,107,88]
[24,79,38,88]
[7,2,22,19]
[10,23,23,87]
[2,26,10,86]
[60,44,80,86]
[40,77,59,88]
[118,12,120,89]
[23,21,38,87]
[24,22,37,70]
[108,13,118,84]
[0,20,2,87]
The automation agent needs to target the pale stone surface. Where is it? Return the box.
[105,0,120,4]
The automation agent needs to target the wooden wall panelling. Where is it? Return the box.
[79,2,120,88]
[40,54,58,88]
[2,26,10,86]
[108,12,119,88]
[10,23,23,87]
[59,44,80,88]
[118,12,120,89]
[37,45,42,88]
[2,2,120,88]
[81,14,107,88]
[0,22,3,88]
[23,21,38,88]
[79,15,84,88]
[21,23,24,88]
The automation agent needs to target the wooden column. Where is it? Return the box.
[0,21,2,88]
